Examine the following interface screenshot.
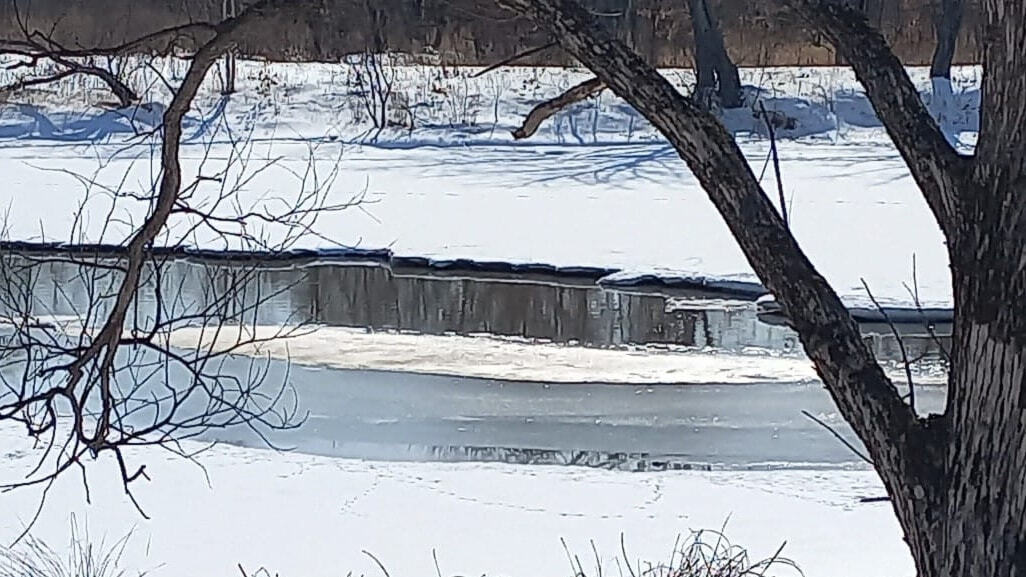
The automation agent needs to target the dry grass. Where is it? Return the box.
[0,518,144,577]
[234,526,802,577]
[543,527,803,577]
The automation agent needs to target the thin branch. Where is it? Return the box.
[902,254,951,363]
[801,409,873,465]
[472,41,558,78]
[1,5,139,106]
[758,101,788,228]
[0,0,331,517]
[0,22,219,59]
[861,278,916,413]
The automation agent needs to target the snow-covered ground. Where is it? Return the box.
[0,60,978,307]
[0,421,913,577]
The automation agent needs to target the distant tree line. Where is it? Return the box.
[0,0,979,67]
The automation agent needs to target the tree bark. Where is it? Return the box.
[498,0,1026,575]
[941,318,1026,575]
[930,0,963,79]
[688,0,742,109]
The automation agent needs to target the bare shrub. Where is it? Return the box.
[347,52,396,139]
[0,0,346,536]
[568,532,802,577]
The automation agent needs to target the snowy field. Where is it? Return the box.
[0,421,913,577]
[0,59,979,308]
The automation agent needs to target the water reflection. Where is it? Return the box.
[4,254,948,360]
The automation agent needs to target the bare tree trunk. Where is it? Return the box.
[928,0,962,118]
[222,0,237,94]
[688,0,742,109]
[940,314,1026,576]
[930,0,963,80]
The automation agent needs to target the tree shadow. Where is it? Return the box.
[0,97,230,144]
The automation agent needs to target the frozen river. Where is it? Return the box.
[204,363,945,469]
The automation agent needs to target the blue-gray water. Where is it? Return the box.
[201,361,945,470]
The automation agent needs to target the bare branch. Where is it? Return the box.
[0,22,219,59]
[0,0,334,525]
[472,41,558,78]
[861,278,916,412]
[512,76,606,139]
[1,4,140,106]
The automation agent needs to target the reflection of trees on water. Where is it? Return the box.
[418,445,711,472]
[7,254,948,363]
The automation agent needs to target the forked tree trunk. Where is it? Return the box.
[688,0,742,109]
[499,0,1026,575]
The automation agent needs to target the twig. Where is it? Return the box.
[902,253,951,362]
[362,550,392,577]
[0,0,339,521]
[801,409,873,465]
[472,41,558,78]
[758,101,788,228]
[861,278,916,412]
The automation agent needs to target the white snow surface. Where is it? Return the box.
[0,421,913,577]
[0,61,979,307]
